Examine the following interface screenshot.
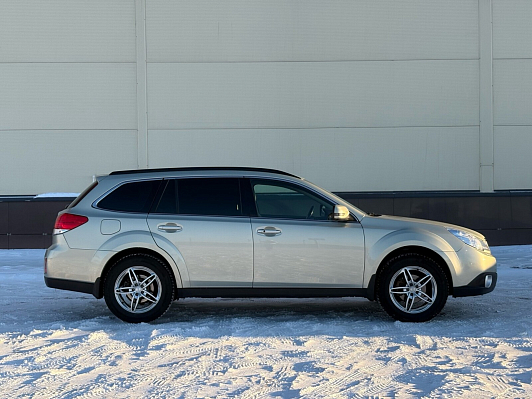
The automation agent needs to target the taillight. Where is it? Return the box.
[53,213,89,234]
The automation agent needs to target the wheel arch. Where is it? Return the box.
[368,246,454,300]
[95,247,180,300]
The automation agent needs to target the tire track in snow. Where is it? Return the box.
[1,247,532,398]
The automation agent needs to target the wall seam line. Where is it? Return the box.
[135,0,148,169]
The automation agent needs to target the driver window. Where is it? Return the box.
[251,179,334,220]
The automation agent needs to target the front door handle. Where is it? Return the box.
[157,223,183,233]
[257,227,282,237]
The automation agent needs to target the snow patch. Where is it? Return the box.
[0,246,531,397]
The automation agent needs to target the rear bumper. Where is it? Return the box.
[453,272,497,297]
[44,276,102,299]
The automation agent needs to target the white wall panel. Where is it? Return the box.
[148,127,479,192]
[0,64,137,130]
[493,0,532,59]
[493,60,532,126]
[0,131,138,195]
[494,126,532,190]
[147,0,478,62]
[148,61,479,130]
[0,0,136,62]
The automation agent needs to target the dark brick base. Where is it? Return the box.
[0,198,72,249]
[2,192,532,248]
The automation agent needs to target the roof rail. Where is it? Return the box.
[109,167,300,178]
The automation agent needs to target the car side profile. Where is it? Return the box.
[44,167,497,323]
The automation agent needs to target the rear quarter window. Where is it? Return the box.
[97,180,161,213]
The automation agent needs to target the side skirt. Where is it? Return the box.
[176,287,369,299]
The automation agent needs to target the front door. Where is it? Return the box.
[249,179,365,288]
[147,178,253,287]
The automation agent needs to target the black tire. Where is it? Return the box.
[377,254,449,322]
[104,254,174,323]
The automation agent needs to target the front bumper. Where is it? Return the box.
[453,272,497,297]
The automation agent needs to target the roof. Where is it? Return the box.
[108,167,300,179]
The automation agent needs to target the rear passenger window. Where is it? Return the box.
[153,178,242,217]
[97,180,161,213]
[179,178,242,216]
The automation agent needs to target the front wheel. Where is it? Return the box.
[377,254,449,322]
[104,254,174,323]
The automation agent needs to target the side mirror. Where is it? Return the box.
[332,205,350,221]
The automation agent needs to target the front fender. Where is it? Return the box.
[364,228,460,287]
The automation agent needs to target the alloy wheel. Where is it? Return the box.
[388,266,437,314]
[114,266,162,313]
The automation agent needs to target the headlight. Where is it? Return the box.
[447,228,491,254]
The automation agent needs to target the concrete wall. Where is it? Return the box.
[145,0,480,193]
[492,0,532,190]
[0,0,138,194]
[0,0,530,194]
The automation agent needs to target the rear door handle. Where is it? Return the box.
[157,223,183,233]
[257,227,282,236]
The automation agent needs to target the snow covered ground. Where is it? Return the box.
[0,246,531,398]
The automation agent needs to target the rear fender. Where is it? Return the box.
[94,230,187,288]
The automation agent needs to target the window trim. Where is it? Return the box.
[92,175,359,222]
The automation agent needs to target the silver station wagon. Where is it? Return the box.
[45,167,497,323]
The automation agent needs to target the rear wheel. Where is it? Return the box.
[104,254,174,323]
[377,254,449,322]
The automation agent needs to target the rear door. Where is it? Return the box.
[147,178,253,287]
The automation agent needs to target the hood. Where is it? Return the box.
[360,214,485,239]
